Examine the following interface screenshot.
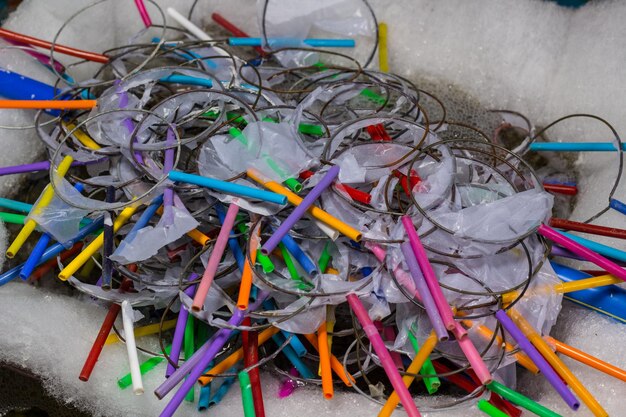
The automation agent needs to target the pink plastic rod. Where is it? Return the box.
[452,322,492,385]
[134,0,152,27]
[401,216,457,330]
[346,293,421,417]
[192,203,239,311]
[538,224,626,282]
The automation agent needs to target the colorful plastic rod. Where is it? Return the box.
[211,12,265,56]
[317,321,333,399]
[7,155,74,258]
[166,7,229,57]
[238,371,256,417]
[610,198,626,215]
[378,23,389,72]
[462,319,539,374]
[543,183,578,195]
[0,160,94,177]
[549,217,626,240]
[215,203,245,271]
[209,373,237,407]
[229,37,355,48]
[406,326,440,394]
[166,274,198,377]
[401,242,449,341]
[21,183,86,280]
[402,216,457,330]
[248,168,358,240]
[271,332,315,379]
[378,331,437,417]
[242,322,264,417]
[261,165,340,255]
[538,224,626,281]
[156,295,268,400]
[121,300,144,395]
[0,68,66,102]
[3,37,65,73]
[0,217,103,287]
[0,197,33,213]
[550,262,626,324]
[495,310,579,410]
[237,231,260,310]
[197,326,279,386]
[160,74,213,88]
[104,320,177,345]
[487,381,563,417]
[501,270,623,306]
[509,309,607,417]
[347,293,421,417]
[119,345,172,389]
[59,203,139,280]
[168,170,286,205]
[80,278,133,382]
[0,28,109,63]
[302,333,355,386]
[0,99,97,109]
[279,232,317,276]
[452,321,492,385]
[158,294,268,416]
[477,399,510,417]
[0,212,26,224]
[557,229,626,262]
[193,203,239,311]
[530,142,626,152]
[134,0,152,27]
[544,336,626,383]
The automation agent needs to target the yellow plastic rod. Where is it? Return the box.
[502,274,622,304]
[64,123,101,150]
[58,204,139,280]
[462,319,539,374]
[509,309,608,417]
[105,319,177,345]
[6,155,74,258]
[198,326,280,386]
[378,331,437,417]
[378,23,389,73]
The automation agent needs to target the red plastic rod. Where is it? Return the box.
[211,13,266,57]
[549,218,626,240]
[79,269,136,381]
[242,317,265,417]
[543,183,577,196]
[366,124,392,141]
[30,241,84,282]
[299,170,372,205]
[0,28,109,63]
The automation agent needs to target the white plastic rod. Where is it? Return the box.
[121,300,144,395]
[166,7,229,57]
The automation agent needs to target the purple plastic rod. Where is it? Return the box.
[162,127,176,225]
[346,293,421,417]
[401,242,449,342]
[402,216,457,331]
[154,291,269,400]
[159,291,268,417]
[165,273,198,377]
[495,310,580,410]
[0,160,89,176]
[261,165,340,255]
